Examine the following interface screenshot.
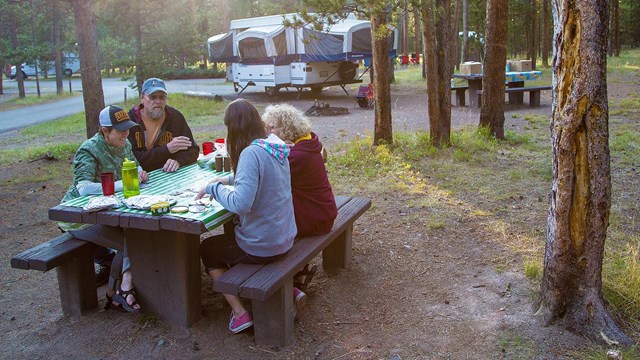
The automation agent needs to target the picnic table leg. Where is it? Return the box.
[322,225,353,272]
[529,90,541,107]
[57,244,97,316]
[468,79,482,108]
[126,229,201,327]
[455,89,466,106]
[251,280,294,346]
[508,81,525,105]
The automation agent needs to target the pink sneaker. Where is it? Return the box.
[294,287,307,314]
[228,311,253,333]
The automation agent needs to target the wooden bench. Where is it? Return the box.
[476,85,552,107]
[213,195,371,346]
[451,85,469,106]
[11,229,98,317]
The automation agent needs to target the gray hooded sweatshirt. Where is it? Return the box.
[206,134,296,257]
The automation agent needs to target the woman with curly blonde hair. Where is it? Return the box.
[262,103,337,237]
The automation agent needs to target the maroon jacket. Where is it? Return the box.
[289,132,338,237]
[128,105,199,171]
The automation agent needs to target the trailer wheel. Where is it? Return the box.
[63,69,73,77]
[233,83,239,92]
[265,86,279,97]
[338,62,356,82]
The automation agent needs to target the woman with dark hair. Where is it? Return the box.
[196,99,297,333]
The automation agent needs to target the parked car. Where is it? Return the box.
[10,52,80,79]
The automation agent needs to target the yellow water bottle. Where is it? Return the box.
[122,158,140,198]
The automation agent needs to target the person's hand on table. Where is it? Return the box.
[195,177,225,200]
[138,170,149,183]
[163,158,180,172]
[166,136,192,154]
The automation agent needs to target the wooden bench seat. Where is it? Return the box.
[476,85,552,107]
[11,230,98,316]
[213,195,371,346]
[451,85,469,106]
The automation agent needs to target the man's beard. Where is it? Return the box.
[150,107,164,119]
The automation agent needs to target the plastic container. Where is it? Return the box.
[122,158,140,198]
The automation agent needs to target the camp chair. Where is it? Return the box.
[354,83,375,109]
[399,55,410,67]
[410,53,420,65]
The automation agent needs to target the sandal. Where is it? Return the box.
[105,287,142,314]
[294,263,317,291]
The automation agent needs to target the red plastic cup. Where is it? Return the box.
[215,138,226,152]
[100,172,115,196]
[202,141,214,155]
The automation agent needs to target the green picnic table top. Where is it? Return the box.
[55,163,233,232]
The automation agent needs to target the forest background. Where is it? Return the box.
[1,0,639,84]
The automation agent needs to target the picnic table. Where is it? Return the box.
[453,70,543,108]
[49,163,233,327]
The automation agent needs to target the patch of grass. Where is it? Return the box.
[610,125,640,167]
[611,92,640,116]
[427,218,447,230]
[496,333,536,359]
[607,48,640,77]
[0,91,78,111]
[21,112,87,139]
[569,346,640,360]
[136,313,161,327]
[524,259,542,280]
[0,143,78,166]
[391,66,426,88]
[602,240,640,328]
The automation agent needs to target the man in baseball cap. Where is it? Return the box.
[128,77,199,172]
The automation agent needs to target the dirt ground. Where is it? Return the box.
[0,75,635,359]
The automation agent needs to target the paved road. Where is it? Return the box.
[0,77,264,133]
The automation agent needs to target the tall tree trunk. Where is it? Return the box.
[611,0,620,56]
[52,0,64,95]
[535,0,631,346]
[8,3,26,98]
[542,0,550,67]
[452,0,462,70]
[461,0,468,64]
[134,3,144,96]
[413,7,425,78]
[423,0,453,148]
[479,0,507,139]
[402,2,409,54]
[530,0,537,69]
[222,0,229,32]
[371,12,393,146]
[72,0,104,138]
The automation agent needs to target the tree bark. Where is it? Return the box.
[8,3,26,98]
[423,0,453,148]
[134,3,144,96]
[479,0,507,139]
[535,0,631,346]
[371,12,393,145]
[402,3,409,54]
[413,7,421,57]
[542,0,550,67]
[452,0,462,70]
[51,0,64,95]
[72,0,104,138]
[530,0,537,69]
[611,0,620,56]
[461,0,468,64]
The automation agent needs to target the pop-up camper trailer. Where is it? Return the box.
[208,14,397,97]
